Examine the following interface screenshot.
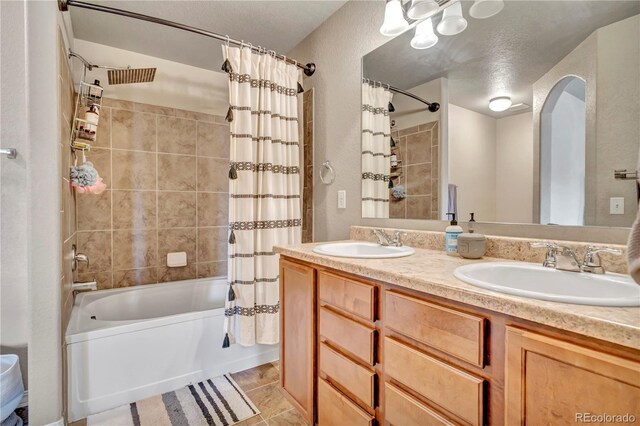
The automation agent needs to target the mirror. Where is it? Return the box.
[362,0,640,228]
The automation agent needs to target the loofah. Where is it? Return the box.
[392,185,406,199]
[70,162,98,187]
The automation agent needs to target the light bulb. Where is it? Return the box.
[436,2,468,36]
[469,0,504,19]
[407,0,439,20]
[410,18,439,49]
[380,0,409,37]
[489,96,512,112]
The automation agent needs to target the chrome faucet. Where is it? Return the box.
[580,245,622,274]
[372,229,406,247]
[531,242,581,272]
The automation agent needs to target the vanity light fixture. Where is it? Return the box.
[407,0,439,20]
[411,18,439,49]
[469,0,504,19]
[380,0,410,36]
[436,2,468,36]
[489,96,512,112]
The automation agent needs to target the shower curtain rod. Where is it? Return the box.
[58,0,317,76]
[363,78,438,110]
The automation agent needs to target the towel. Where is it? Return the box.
[628,151,640,284]
[448,184,458,217]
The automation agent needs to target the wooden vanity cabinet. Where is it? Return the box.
[279,256,640,425]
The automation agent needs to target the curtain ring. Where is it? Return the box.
[240,40,244,49]
[248,42,253,52]
[225,35,230,48]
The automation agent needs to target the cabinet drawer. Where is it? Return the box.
[320,342,376,409]
[319,271,376,321]
[320,307,376,365]
[318,378,374,426]
[385,337,484,426]
[385,382,454,426]
[385,290,485,367]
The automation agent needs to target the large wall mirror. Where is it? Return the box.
[361,0,639,229]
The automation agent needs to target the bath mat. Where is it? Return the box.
[87,374,260,426]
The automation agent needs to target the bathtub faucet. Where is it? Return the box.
[72,281,98,294]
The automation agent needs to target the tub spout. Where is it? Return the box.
[72,281,97,292]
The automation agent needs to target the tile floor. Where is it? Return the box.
[69,361,307,426]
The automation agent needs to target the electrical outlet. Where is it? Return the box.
[338,190,346,209]
[610,197,624,215]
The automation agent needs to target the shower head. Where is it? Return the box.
[107,68,156,85]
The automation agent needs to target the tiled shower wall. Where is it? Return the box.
[75,98,230,288]
[389,121,439,220]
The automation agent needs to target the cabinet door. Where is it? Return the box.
[280,259,315,423]
[505,326,640,425]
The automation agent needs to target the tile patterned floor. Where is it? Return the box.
[69,360,306,426]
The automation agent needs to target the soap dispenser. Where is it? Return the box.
[445,213,463,255]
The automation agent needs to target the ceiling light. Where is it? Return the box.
[436,2,468,36]
[469,0,504,19]
[489,96,512,112]
[407,0,439,20]
[411,18,439,49]
[380,0,409,37]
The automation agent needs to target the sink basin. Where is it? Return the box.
[313,242,415,259]
[454,262,640,307]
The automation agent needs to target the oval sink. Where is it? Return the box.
[454,262,640,307]
[313,242,415,259]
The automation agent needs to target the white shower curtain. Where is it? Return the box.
[362,83,392,218]
[222,46,301,347]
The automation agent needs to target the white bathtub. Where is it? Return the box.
[65,278,278,422]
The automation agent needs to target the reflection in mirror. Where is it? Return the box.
[362,1,640,228]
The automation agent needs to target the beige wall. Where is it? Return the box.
[287,1,388,241]
[448,104,496,222]
[594,14,639,227]
[75,99,230,288]
[496,112,534,223]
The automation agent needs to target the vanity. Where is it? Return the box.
[275,230,640,426]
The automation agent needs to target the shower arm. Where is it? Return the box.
[59,0,317,77]
[68,51,131,72]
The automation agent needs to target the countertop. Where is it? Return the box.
[275,241,640,350]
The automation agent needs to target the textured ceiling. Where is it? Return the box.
[364,1,640,117]
[70,0,347,71]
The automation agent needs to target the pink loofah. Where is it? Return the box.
[74,177,106,194]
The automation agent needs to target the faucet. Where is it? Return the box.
[372,229,406,247]
[580,245,622,274]
[531,242,581,272]
[71,281,98,294]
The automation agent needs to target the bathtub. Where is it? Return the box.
[65,278,278,422]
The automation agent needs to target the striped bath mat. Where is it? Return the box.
[87,374,259,426]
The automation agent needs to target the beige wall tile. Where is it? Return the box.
[405,131,432,165]
[93,106,111,148]
[390,198,406,219]
[77,231,112,273]
[197,122,230,158]
[113,229,158,269]
[102,98,134,110]
[158,154,196,191]
[175,109,216,122]
[112,190,157,229]
[87,147,111,187]
[157,264,197,283]
[134,102,175,116]
[112,109,157,151]
[406,163,432,195]
[113,268,158,288]
[197,192,228,227]
[157,116,196,155]
[406,196,432,219]
[398,125,420,137]
[197,261,227,279]
[197,157,229,192]
[158,228,196,266]
[158,192,196,228]
[112,150,156,190]
[77,191,111,231]
[78,271,113,290]
[197,227,228,262]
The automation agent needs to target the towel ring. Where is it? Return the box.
[320,160,336,185]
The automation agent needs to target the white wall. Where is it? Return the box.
[448,104,496,223]
[73,39,229,116]
[496,112,533,223]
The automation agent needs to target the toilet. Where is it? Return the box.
[0,355,24,426]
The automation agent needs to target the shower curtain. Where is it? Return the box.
[361,83,393,218]
[222,46,301,347]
